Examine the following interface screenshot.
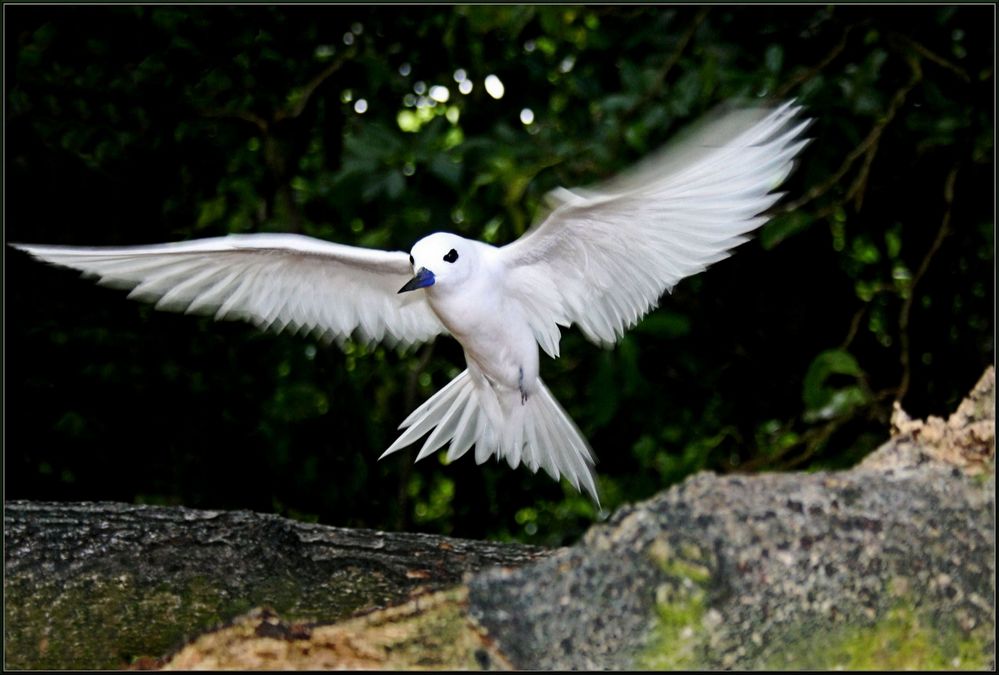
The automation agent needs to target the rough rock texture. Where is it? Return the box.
[5,368,995,670]
[865,366,995,475]
[3,503,549,669]
[468,368,995,670]
[471,466,994,669]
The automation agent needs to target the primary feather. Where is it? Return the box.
[12,233,446,348]
[501,100,810,354]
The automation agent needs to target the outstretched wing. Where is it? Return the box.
[500,100,811,357]
[12,233,446,348]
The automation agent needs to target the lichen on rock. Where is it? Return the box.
[162,588,509,670]
[864,366,995,475]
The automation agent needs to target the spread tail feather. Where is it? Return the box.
[380,369,600,505]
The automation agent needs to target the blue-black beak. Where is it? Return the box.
[398,267,436,293]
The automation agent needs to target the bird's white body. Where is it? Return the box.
[12,100,812,505]
[384,233,599,497]
[422,239,539,398]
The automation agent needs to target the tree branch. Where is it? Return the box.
[839,303,868,351]
[276,51,352,123]
[779,51,922,215]
[625,8,708,118]
[200,108,269,133]
[889,31,971,83]
[845,53,923,211]
[775,22,857,99]
[896,164,958,402]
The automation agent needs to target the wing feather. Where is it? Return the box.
[500,101,811,354]
[12,233,445,348]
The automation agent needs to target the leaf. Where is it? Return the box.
[764,44,783,75]
[429,154,462,188]
[195,194,227,230]
[760,211,813,250]
[802,349,870,422]
[599,93,639,113]
[634,311,692,338]
[384,171,406,200]
[805,387,869,423]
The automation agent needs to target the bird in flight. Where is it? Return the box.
[12,100,810,505]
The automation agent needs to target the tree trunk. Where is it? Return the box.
[3,502,550,669]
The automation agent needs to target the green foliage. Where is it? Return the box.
[6,6,993,544]
[802,350,872,423]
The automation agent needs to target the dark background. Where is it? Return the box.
[5,6,994,545]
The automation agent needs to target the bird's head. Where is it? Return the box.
[399,232,474,294]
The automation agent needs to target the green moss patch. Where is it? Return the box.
[765,603,993,670]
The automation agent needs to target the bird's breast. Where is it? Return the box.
[427,288,538,392]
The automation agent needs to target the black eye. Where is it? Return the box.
[443,249,458,263]
[409,254,414,265]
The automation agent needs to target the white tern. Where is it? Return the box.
[12,100,811,505]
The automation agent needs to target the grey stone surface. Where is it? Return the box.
[466,370,997,670]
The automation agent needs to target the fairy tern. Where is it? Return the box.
[12,100,811,505]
